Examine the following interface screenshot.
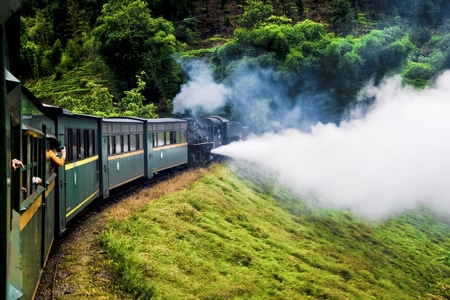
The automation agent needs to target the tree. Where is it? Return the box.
[93,0,182,104]
[331,0,357,36]
[120,72,158,118]
[237,0,274,29]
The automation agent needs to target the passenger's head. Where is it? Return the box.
[49,139,60,151]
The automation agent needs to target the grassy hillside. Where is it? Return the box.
[100,163,450,299]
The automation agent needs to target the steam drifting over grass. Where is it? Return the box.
[214,71,450,220]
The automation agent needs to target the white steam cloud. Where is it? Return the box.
[214,71,450,220]
[172,61,229,115]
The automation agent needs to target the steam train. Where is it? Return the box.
[1,4,245,299]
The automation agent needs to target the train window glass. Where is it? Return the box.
[20,134,43,200]
[166,132,171,145]
[110,136,115,155]
[106,136,110,156]
[71,129,77,162]
[137,123,143,132]
[138,134,143,150]
[130,124,136,132]
[157,124,165,130]
[102,123,107,133]
[84,130,90,157]
[152,133,155,148]
[78,129,84,160]
[122,124,129,133]
[123,135,129,152]
[93,130,97,155]
[180,130,186,143]
[170,131,176,144]
[157,132,165,147]
[130,134,136,151]
[112,123,120,133]
[65,128,72,163]
[116,135,122,153]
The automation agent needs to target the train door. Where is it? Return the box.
[101,136,109,198]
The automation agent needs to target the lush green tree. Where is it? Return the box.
[93,0,182,104]
[331,0,357,36]
[402,61,433,88]
[120,72,158,118]
[237,0,274,29]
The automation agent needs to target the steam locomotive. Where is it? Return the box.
[1,4,245,299]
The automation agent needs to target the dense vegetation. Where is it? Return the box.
[100,163,450,299]
[19,0,450,121]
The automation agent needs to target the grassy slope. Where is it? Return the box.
[100,163,450,299]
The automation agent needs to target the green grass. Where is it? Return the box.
[100,163,450,299]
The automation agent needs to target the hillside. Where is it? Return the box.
[192,0,334,43]
[95,162,449,299]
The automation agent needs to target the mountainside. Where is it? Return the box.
[98,163,450,299]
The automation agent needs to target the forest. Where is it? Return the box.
[19,0,450,126]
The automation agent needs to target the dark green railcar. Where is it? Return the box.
[101,118,146,197]
[147,118,188,177]
[2,2,22,298]
[45,105,102,233]
[18,88,58,299]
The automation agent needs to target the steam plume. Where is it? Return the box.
[214,71,450,220]
[172,61,229,115]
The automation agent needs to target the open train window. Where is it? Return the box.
[19,132,44,202]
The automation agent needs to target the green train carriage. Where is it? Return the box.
[45,105,102,234]
[146,118,188,176]
[101,117,146,197]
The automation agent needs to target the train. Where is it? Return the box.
[1,4,245,299]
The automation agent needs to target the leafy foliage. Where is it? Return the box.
[93,0,182,106]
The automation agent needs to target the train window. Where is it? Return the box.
[180,130,186,143]
[106,137,110,155]
[77,129,84,159]
[123,135,129,152]
[157,132,165,147]
[116,135,122,153]
[20,134,44,201]
[130,134,136,151]
[166,132,171,145]
[110,136,116,155]
[71,129,77,162]
[84,130,91,157]
[93,130,97,155]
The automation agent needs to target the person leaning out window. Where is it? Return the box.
[47,139,66,167]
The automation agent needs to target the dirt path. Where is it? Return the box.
[35,166,211,299]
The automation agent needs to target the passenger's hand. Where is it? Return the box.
[33,177,42,185]
[12,159,24,171]
[61,147,66,158]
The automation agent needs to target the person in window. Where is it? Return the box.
[12,158,42,192]
[47,139,66,167]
